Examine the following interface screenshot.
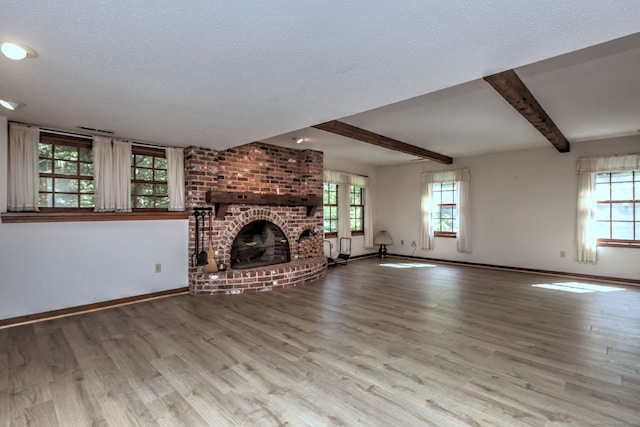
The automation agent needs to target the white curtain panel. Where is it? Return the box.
[7,123,40,211]
[420,181,434,250]
[166,147,185,211]
[112,139,132,212]
[575,172,597,263]
[421,168,471,253]
[456,176,472,253]
[363,187,374,248]
[574,152,640,263]
[93,136,114,212]
[337,182,352,240]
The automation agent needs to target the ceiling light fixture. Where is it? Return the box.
[1,42,37,60]
[294,137,304,144]
[0,98,23,111]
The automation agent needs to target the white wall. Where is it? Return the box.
[376,136,640,281]
[323,154,378,257]
[0,117,189,320]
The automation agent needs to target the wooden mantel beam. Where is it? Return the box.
[312,120,453,164]
[484,69,570,153]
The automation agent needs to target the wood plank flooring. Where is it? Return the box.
[1,258,639,426]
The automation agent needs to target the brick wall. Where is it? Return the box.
[184,141,326,295]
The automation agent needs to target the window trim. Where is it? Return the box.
[131,146,169,210]
[4,133,186,223]
[595,170,639,247]
[323,182,338,237]
[432,182,458,238]
[349,185,364,236]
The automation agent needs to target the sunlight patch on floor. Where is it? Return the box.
[532,281,625,293]
[379,263,437,269]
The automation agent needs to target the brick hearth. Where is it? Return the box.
[184,142,327,295]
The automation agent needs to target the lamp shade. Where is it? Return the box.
[373,230,392,245]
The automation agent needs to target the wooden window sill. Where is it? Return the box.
[597,241,640,249]
[1,210,189,223]
[434,233,457,238]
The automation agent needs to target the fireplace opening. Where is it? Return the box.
[231,220,290,269]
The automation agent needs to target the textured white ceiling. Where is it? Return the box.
[1,1,640,164]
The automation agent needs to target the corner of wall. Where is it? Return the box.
[0,116,8,213]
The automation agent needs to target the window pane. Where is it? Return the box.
[80,194,95,208]
[79,147,92,162]
[136,183,154,195]
[636,223,640,241]
[39,159,52,173]
[155,157,167,169]
[611,182,633,200]
[136,155,153,167]
[442,182,454,190]
[39,193,52,208]
[595,172,610,183]
[441,206,454,218]
[54,145,78,160]
[441,191,454,204]
[79,179,94,193]
[611,203,633,221]
[596,203,611,221]
[54,159,78,175]
[155,169,167,181]
[611,171,632,182]
[611,221,633,240]
[39,177,52,192]
[135,168,153,180]
[596,221,610,239]
[39,143,52,158]
[79,162,94,177]
[442,218,454,232]
[54,178,78,193]
[595,183,610,200]
[156,196,169,208]
[135,196,155,208]
[54,193,78,208]
[155,184,168,196]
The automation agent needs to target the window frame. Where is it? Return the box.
[131,146,170,211]
[37,132,95,212]
[2,132,187,223]
[595,170,640,248]
[349,185,364,236]
[432,181,457,238]
[323,182,338,237]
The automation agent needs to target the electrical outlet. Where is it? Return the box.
[560,250,566,258]
[401,240,404,245]
[155,263,162,273]
[411,241,417,247]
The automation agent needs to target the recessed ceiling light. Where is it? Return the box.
[1,42,37,60]
[294,137,304,144]
[0,98,23,111]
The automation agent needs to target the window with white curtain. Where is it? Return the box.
[38,132,94,209]
[323,170,374,248]
[575,153,640,263]
[6,123,185,219]
[421,169,471,253]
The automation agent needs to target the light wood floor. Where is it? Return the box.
[2,258,640,426]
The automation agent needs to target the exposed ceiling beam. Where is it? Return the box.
[484,69,570,153]
[312,120,453,164]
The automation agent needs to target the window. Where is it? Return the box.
[131,147,169,209]
[431,182,457,237]
[595,170,639,246]
[323,182,338,236]
[350,185,364,234]
[38,133,94,209]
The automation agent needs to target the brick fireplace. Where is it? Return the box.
[184,142,327,295]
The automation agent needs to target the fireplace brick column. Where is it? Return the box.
[184,142,326,295]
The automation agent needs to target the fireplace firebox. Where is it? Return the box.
[231,220,290,269]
